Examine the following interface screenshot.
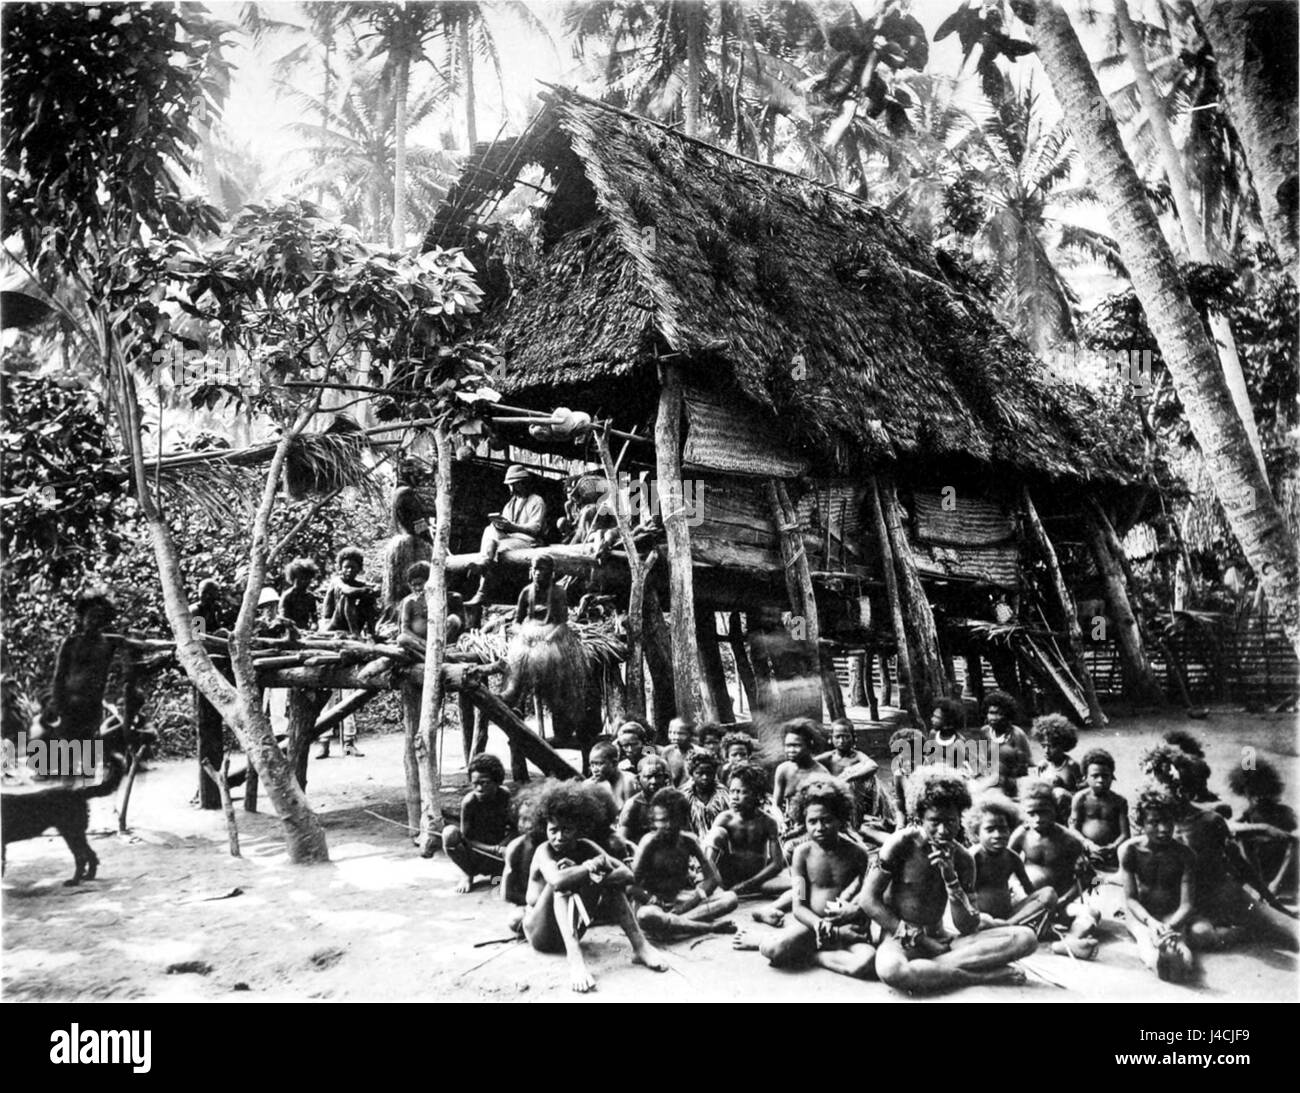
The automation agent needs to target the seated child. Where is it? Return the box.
[773,718,831,861]
[1069,748,1130,872]
[1119,786,1196,983]
[864,768,1037,993]
[705,762,784,897]
[682,749,731,837]
[888,727,925,823]
[1227,758,1297,904]
[976,690,1033,797]
[523,780,668,992]
[320,545,379,638]
[443,754,512,893]
[618,756,673,848]
[396,562,464,658]
[1010,782,1099,957]
[719,730,760,786]
[1032,714,1082,821]
[967,792,1056,932]
[661,717,697,787]
[697,723,725,759]
[927,698,969,773]
[817,717,880,826]
[615,719,656,775]
[1160,731,1232,817]
[734,778,876,979]
[278,558,319,631]
[502,782,546,934]
[631,788,739,939]
[586,739,640,811]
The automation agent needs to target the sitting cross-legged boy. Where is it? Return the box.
[502,783,547,936]
[774,719,831,854]
[618,756,673,848]
[682,748,731,837]
[1010,782,1100,958]
[661,717,697,787]
[974,690,1033,798]
[865,768,1037,994]
[817,718,880,825]
[631,788,739,939]
[927,698,969,774]
[443,754,513,893]
[1032,714,1082,822]
[719,730,760,786]
[735,777,877,980]
[1119,786,1196,983]
[586,739,640,811]
[1070,748,1130,872]
[1227,758,1297,904]
[705,762,785,898]
[966,792,1057,932]
[522,780,668,992]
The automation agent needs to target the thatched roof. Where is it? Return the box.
[426,87,1140,487]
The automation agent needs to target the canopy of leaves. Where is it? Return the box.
[1,3,230,283]
[0,374,127,588]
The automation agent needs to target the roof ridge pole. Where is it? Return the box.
[1020,485,1108,729]
[867,477,925,730]
[877,476,949,718]
[655,362,708,722]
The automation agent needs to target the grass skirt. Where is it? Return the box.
[506,621,591,712]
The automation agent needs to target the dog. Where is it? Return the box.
[2,719,130,886]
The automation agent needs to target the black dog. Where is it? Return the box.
[2,729,128,886]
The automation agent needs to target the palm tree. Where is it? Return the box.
[284,62,456,244]
[1024,0,1300,656]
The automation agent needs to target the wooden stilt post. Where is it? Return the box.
[877,478,948,715]
[1022,486,1107,727]
[696,610,734,722]
[643,588,677,739]
[848,653,867,706]
[864,651,880,720]
[401,681,421,837]
[867,480,925,729]
[728,611,758,711]
[820,645,847,721]
[880,653,893,708]
[286,687,321,790]
[194,685,224,810]
[655,365,706,721]
[244,761,258,813]
[1084,499,1163,704]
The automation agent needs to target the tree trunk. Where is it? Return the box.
[194,684,224,810]
[728,611,758,711]
[401,681,421,836]
[866,480,924,729]
[415,426,453,853]
[655,366,706,720]
[877,479,947,714]
[1113,0,1264,472]
[1083,502,1164,704]
[696,610,734,723]
[685,3,705,138]
[642,588,676,736]
[1022,485,1107,727]
[393,54,408,249]
[1028,0,1300,658]
[1194,0,1299,278]
[459,17,478,150]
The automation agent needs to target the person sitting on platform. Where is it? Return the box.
[444,753,513,893]
[466,464,548,605]
[864,768,1037,993]
[396,562,464,659]
[522,780,668,992]
[189,577,234,634]
[278,558,319,632]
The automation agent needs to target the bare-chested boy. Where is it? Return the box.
[631,788,739,938]
[523,781,668,992]
[1119,786,1196,983]
[587,740,640,811]
[1032,714,1082,821]
[661,717,696,787]
[615,720,655,775]
[865,768,1036,993]
[731,779,876,979]
[442,754,512,893]
[501,783,545,936]
[1010,782,1100,957]
[817,718,879,825]
[773,719,831,856]
[967,792,1056,932]
[926,698,969,773]
[975,690,1032,797]
[1070,748,1129,872]
[618,755,673,848]
[705,762,785,897]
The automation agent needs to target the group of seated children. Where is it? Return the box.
[438,700,1297,993]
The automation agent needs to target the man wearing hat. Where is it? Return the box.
[466,464,548,605]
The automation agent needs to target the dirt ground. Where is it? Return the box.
[4,707,1297,1003]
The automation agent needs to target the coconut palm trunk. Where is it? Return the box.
[1193,0,1299,279]
[685,3,705,137]
[459,16,477,150]
[1025,0,1300,656]
[1113,0,1264,473]
[393,54,407,249]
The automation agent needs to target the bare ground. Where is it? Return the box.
[3,708,1297,1003]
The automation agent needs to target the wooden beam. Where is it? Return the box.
[461,682,580,779]
[258,662,482,692]
[728,611,758,711]
[696,610,735,723]
[877,478,948,715]
[1083,500,1164,704]
[1022,486,1107,727]
[313,689,379,740]
[766,480,820,644]
[866,480,925,729]
[656,365,706,720]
